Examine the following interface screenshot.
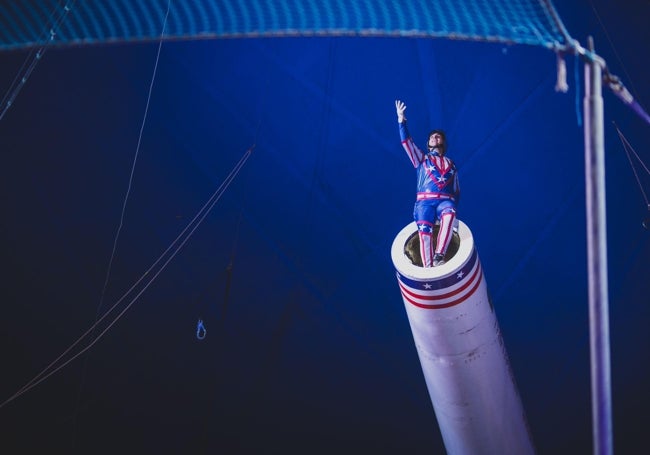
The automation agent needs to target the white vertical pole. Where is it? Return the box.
[583,36,613,455]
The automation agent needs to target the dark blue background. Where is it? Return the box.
[1,1,648,453]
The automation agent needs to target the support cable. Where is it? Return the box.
[613,122,650,210]
[0,145,253,409]
[71,0,172,440]
[0,1,76,122]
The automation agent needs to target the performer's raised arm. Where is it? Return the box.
[395,99,424,167]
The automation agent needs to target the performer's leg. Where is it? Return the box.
[414,203,436,267]
[435,202,456,257]
[416,221,435,267]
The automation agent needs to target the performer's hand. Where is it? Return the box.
[395,99,407,123]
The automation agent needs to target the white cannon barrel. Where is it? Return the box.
[391,220,535,455]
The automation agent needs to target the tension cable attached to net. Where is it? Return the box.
[613,122,650,214]
[0,1,77,122]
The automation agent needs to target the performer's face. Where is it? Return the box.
[428,133,444,154]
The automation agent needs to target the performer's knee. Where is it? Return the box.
[439,207,456,220]
[416,220,435,233]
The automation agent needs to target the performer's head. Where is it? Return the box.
[427,129,446,155]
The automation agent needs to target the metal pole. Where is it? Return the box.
[583,36,613,455]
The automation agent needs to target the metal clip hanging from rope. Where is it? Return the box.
[196,319,207,340]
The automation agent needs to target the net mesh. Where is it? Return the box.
[0,0,573,51]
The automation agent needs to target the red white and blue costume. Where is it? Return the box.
[399,121,460,267]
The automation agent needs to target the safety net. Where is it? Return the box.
[0,0,573,51]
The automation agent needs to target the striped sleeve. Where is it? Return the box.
[399,121,424,167]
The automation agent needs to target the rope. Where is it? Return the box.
[0,145,253,409]
[222,211,242,317]
[96,0,171,320]
[587,0,641,101]
[0,1,77,122]
[574,53,582,126]
[70,0,172,439]
[613,122,650,210]
[193,52,270,341]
